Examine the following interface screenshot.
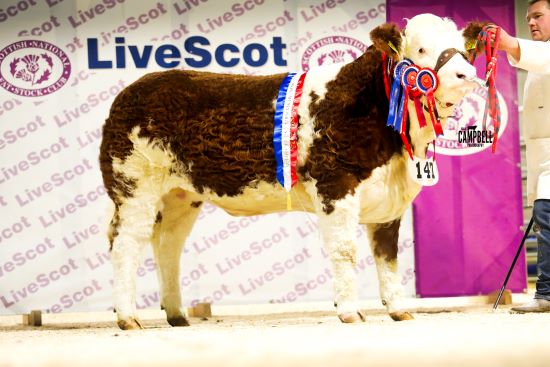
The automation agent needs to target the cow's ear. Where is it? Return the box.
[370,22,402,58]
[462,20,488,60]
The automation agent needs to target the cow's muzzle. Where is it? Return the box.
[433,48,468,73]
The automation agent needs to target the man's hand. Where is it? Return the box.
[486,24,520,60]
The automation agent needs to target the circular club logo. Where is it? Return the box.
[433,85,508,156]
[301,36,368,71]
[0,40,71,97]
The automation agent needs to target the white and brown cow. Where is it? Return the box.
[100,14,484,330]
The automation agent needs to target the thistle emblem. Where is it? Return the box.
[328,50,346,63]
[9,53,53,86]
[317,48,360,66]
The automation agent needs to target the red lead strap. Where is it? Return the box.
[479,26,502,153]
[400,85,414,160]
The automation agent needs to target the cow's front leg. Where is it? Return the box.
[316,195,365,323]
[366,220,413,321]
[151,189,202,327]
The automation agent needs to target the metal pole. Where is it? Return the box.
[493,217,535,310]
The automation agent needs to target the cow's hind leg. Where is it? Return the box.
[151,188,202,327]
[316,196,365,323]
[110,190,161,330]
[366,220,413,321]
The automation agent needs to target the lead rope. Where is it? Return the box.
[473,26,502,153]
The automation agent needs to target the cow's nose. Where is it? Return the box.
[457,67,477,82]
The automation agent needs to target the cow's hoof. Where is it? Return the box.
[389,311,414,321]
[117,318,143,330]
[338,311,366,323]
[167,315,190,327]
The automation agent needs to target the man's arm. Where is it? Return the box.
[498,27,521,61]
[510,38,550,74]
[489,25,550,74]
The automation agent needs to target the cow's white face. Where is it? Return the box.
[402,14,477,117]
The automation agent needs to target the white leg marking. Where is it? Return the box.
[316,194,360,315]
[112,189,160,325]
[372,257,404,313]
[152,189,201,325]
[366,223,405,314]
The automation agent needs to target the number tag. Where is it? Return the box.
[407,156,439,186]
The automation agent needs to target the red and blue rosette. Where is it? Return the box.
[273,72,306,198]
[416,68,443,136]
[416,68,438,93]
[398,64,420,160]
[402,65,428,129]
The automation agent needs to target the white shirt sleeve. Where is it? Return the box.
[508,38,550,74]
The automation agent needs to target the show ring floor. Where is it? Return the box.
[1,292,548,367]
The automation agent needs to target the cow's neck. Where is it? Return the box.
[339,50,389,106]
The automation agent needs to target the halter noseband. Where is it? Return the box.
[433,48,468,73]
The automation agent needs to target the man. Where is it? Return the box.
[490,0,550,312]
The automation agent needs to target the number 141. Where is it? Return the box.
[416,161,436,179]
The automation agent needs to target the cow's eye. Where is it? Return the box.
[418,48,425,54]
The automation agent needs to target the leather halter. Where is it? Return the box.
[433,48,468,73]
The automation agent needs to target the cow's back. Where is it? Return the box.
[100,69,287,199]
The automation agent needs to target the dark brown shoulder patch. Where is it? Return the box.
[318,172,359,214]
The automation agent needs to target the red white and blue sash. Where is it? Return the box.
[273,72,306,193]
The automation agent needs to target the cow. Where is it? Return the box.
[99,13,484,330]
